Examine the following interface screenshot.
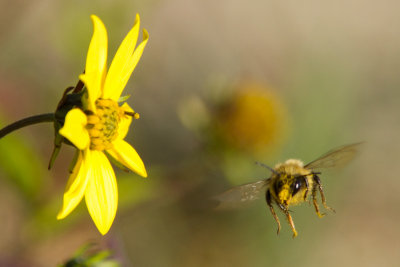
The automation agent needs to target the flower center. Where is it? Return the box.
[86,99,123,151]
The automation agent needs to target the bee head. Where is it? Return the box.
[274,175,306,205]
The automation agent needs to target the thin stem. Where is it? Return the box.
[0,113,55,138]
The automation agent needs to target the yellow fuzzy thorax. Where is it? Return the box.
[274,159,310,177]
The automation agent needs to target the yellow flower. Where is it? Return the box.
[57,14,149,235]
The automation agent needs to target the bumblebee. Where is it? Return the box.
[215,143,362,237]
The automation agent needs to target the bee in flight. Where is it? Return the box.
[215,143,362,238]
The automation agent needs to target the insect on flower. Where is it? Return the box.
[215,142,362,238]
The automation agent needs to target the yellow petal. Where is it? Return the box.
[103,25,149,101]
[80,15,108,111]
[59,108,90,150]
[117,102,134,140]
[107,139,147,177]
[84,150,118,235]
[103,14,140,100]
[57,151,89,219]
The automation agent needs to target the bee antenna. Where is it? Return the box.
[255,162,278,175]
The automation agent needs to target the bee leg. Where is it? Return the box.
[312,184,325,218]
[266,190,281,235]
[314,175,336,214]
[282,207,298,238]
[276,203,297,238]
[303,176,310,201]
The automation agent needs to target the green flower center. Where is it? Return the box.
[86,99,123,151]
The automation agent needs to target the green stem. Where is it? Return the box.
[0,113,55,138]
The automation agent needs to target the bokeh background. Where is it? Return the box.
[1,0,400,266]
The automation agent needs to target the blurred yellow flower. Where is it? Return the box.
[57,14,148,235]
[215,82,288,155]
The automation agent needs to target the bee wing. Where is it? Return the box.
[213,179,269,209]
[304,142,363,170]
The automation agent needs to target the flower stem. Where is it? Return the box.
[0,113,55,138]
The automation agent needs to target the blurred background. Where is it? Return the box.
[1,0,400,266]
